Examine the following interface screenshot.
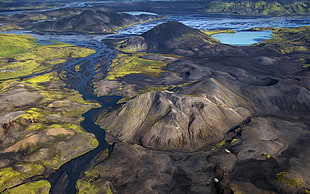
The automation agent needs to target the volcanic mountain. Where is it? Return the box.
[29,9,160,33]
[118,20,219,53]
[90,21,310,193]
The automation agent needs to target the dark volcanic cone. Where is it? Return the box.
[119,20,219,53]
[97,78,254,152]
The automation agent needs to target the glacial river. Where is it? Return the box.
[1,5,310,193]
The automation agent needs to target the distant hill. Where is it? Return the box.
[205,0,310,16]
[28,9,160,33]
[118,21,218,53]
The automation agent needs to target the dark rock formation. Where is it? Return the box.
[29,9,161,33]
[98,79,254,151]
[119,21,220,53]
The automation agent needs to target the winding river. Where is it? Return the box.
[1,3,310,193]
[45,40,122,193]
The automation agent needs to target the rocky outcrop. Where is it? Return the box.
[0,83,41,112]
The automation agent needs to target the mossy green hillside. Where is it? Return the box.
[0,164,45,192]
[275,171,304,187]
[0,28,97,194]
[258,26,310,46]
[0,33,37,57]
[205,1,310,16]
[0,72,99,191]
[106,53,167,80]
[0,24,23,31]
[138,81,198,95]
[0,34,95,80]
[76,178,113,194]
[3,180,51,194]
[256,26,310,67]
[76,161,113,194]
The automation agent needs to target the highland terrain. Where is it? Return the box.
[0,0,309,194]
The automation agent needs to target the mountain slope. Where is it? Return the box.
[97,78,254,152]
[118,21,219,53]
[29,9,160,33]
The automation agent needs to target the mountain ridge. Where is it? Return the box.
[29,9,161,33]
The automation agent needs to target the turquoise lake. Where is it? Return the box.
[211,31,272,46]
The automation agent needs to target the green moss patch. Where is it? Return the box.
[0,33,95,80]
[256,26,310,69]
[205,1,310,16]
[0,24,23,31]
[0,33,37,57]
[201,29,235,36]
[0,33,101,192]
[106,53,167,80]
[76,178,113,194]
[275,171,304,187]
[258,26,310,48]
[0,163,45,192]
[3,180,51,194]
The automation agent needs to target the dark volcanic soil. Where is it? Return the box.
[86,21,310,193]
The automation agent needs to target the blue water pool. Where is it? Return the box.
[211,30,272,46]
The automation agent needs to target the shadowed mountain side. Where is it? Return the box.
[97,78,254,152]
[241,79,310,117]
[118,21,220,54]
[29,9,161,33]
[176,77,310,118]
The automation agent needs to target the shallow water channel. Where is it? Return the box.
[45,41,122,193]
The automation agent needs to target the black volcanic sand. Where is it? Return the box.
[85,21,310,193]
